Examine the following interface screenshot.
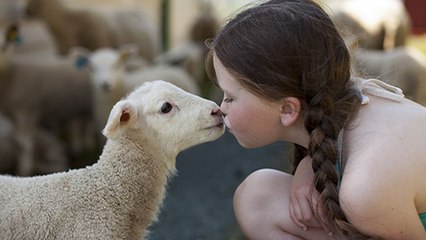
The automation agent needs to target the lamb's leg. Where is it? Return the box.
[13,111,38,176]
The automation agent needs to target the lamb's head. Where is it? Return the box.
[103,80,225,156]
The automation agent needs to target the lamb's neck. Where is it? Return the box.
[91,137,177,228]
[99,136,176,178]
[96,137,177,196]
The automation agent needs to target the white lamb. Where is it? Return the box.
[73,46,200,135]
[0,80,225,239]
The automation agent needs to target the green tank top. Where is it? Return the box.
[420,212,426,230]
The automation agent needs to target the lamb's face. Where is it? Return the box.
[103,80,225,154]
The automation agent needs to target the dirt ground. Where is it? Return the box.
[147,131,291,240]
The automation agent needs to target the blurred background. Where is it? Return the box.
[0,0,425,239]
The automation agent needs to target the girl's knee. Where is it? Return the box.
[233,169,290,222]
[234,169,278,208]
[233,169,301,240]
[235,169,290,203]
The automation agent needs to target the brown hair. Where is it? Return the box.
[207,0,373,238]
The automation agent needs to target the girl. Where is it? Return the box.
[207,0,426,239]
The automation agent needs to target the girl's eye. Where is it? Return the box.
[223,98,233,103]
[160,102,173,113]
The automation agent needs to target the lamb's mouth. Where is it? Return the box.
[203,121,224,130]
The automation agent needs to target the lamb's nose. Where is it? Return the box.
[211,107,222,116]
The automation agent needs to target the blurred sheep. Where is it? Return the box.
[155,4,219,99]
[0,111,69,176]
[26,0,159,61]
[352,46,426,105]
[0,112,17,174]
[0,20,59,56]
[330,0,411,50]
[0,31,94,176]
[0,0,26,23]
[73,46,200,138]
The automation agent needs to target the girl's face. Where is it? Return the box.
[213,55,285,148]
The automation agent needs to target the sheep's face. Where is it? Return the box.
[88,49,126,91]
[103,80,225,155]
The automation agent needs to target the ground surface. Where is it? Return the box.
[148,131,292,240]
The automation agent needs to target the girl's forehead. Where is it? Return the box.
[213,54,242,92]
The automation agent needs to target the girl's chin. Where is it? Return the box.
[233,136,259,149]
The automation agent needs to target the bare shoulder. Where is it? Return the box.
[338,98,426,238]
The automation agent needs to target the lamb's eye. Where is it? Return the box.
[161,102,173,113]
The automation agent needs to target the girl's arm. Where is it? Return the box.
[289,156,330,233]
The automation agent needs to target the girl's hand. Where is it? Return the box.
[289,156,331,234]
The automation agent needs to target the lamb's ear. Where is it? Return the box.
[103,100,137,139]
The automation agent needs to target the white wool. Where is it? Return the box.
[0,80,224,239]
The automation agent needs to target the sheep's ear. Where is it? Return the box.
[117,44,139,65]
[1,22,21,52]
[103,100,137,139]
[5,22,21,45]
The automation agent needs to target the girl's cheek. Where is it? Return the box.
[224,116,232,129]
[220,104,228,116]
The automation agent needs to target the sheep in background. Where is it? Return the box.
[0,111,69,176]
[26,0,159,61]
[98,7,159,62]
[26,0,112,55]
[329,0,411,50]
[352,46,426,105]
[73,46,200,135]
[0,20,59,56]
[156,42,205,88]
[0,80,225,239]
[0,112,16,174]
[0,34,94,176]
[0,0,26,23]
[155,3,219,99]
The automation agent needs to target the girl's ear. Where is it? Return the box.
[279,97,302,127]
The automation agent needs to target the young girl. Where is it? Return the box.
[207,0,426,239]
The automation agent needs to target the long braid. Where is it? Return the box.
[303,83,375,238]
